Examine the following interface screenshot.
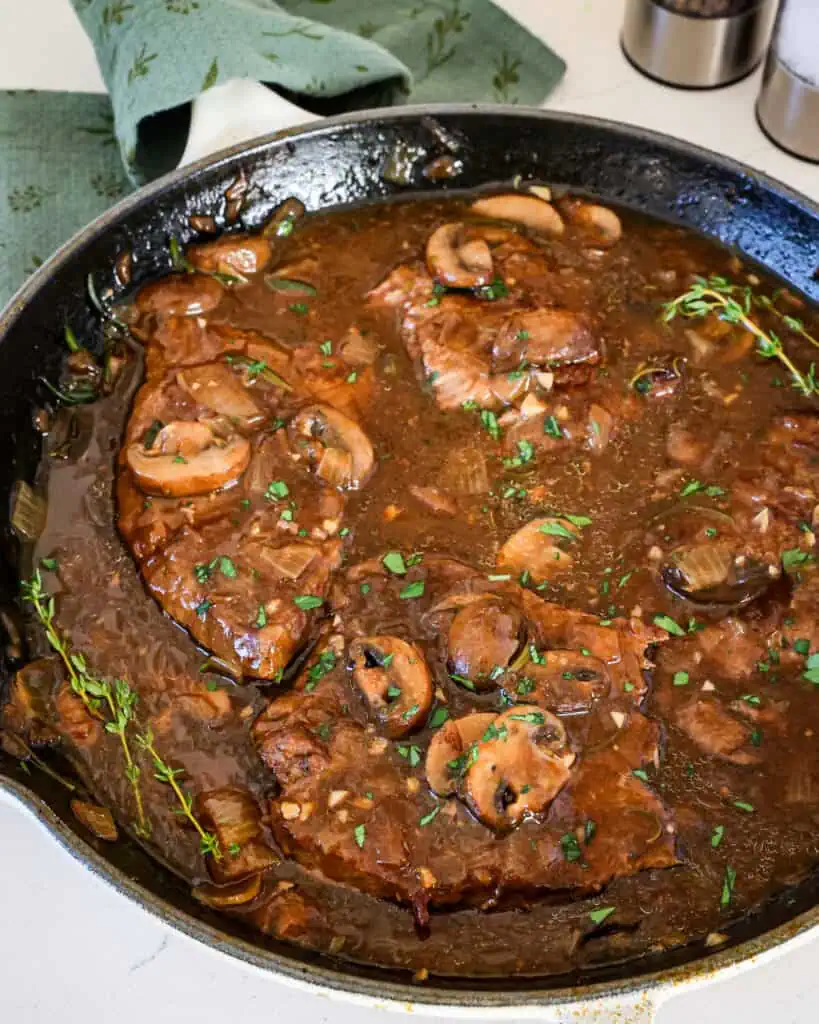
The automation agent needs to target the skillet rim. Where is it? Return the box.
[1,102,819,1009]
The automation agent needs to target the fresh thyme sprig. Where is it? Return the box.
[21,571,149,835]
[662,275,817,398]
[755,292,819,352]
[135,727,221,860]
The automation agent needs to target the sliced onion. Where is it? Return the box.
[671,543,733,592]
[442,448,489,495]
[11,481,47,540]
[193,873,262,908]
[317,446,354,488]
[70,799,119,841]
[339,326,378,366]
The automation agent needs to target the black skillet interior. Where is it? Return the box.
[1,106,819,1006]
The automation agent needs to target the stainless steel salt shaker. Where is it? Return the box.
[757,0,819,162]
[622,0,780,88]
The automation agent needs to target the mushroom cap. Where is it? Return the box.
[289,404,375,490]
[560,198,622,248]
[447,596,524,690]
[126,421,251,497]
[470,194,565,236]
[463,705,574,831]
[349,635,433,738]
[425,713,497,796]
[425,222,494,289]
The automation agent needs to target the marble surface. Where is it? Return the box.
[1,2,817,1022]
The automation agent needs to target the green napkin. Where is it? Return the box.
[0,0,564,307]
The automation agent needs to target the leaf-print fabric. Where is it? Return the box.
[0,1,563,306]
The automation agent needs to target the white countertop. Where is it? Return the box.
[1,2,818,1022]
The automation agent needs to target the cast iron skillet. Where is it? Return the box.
[1,106,818,1011]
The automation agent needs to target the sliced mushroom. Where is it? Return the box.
[426,223,493,288]
[662,544,775,610]
[135,273,224,317]
[289,404,374,490]
[126,421,251,497]
[188,235,271,276]
[349,636,433,738]
[675,699,761,765]
[496,517,579,584]
[447,597,524,689]
[463,706,574,831]
[561,198,622,248]
[470,194,565,236]
[508,650,611,715]
[425,713,496,796]
[177,363,264,423]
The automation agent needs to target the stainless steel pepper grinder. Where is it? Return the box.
[622,0,780,89]
[757,0,819,162]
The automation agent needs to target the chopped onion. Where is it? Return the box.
[264,543,318,581]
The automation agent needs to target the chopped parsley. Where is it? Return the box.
[509,711,545,725]
[733,800,754,813]
[544,415,562,439]
[539,521,577,541]
[305,650,337,691]
[720,865,736,908]
[476,276,509,301]
[254,605,267,628]
[560,832,583,862]
[480,408,500,441]
[353,824,366,848]
[428,706,450,729]
[382,550,407,575]
[397,744,422,767]
[419,804,441,827]
[589,907,616,926]
[143,419,164,449]
[632,768,649,783]
[264,480,290,501]
[673,671,690,686]
[782,548,811,572]
[399,580,425,600]
[503,439,535,468]
[289,302,309,315]
[293,594,324,610]
[653,614,686,637]
[195,598,212,619]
